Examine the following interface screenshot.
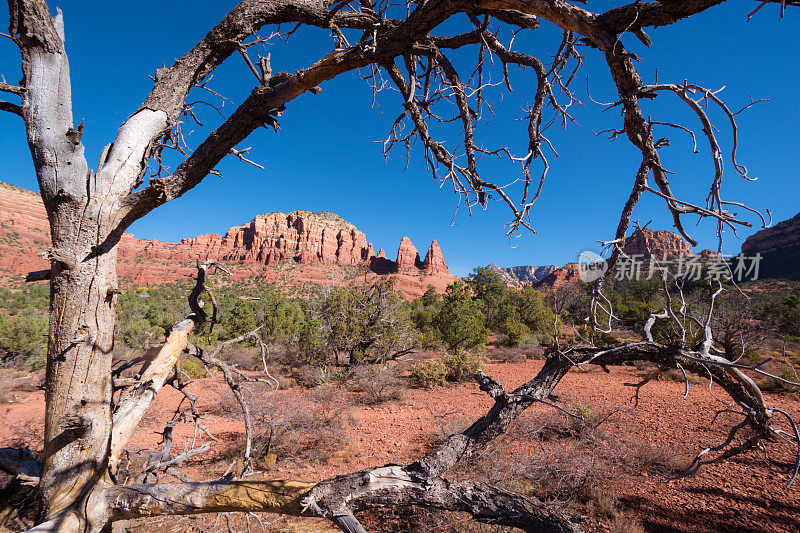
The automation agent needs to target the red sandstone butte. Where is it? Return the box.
[623,227,693,258]
[0,181,459,296]
[396,236,421,270]
[422,239,448,273]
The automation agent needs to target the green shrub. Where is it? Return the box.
[498,314,530,347]
[0,311,48,370]
[179,357,207,378]
[436,281,488,354]
[411,359,447,388]
[766,368,800,393]
[743,346,762,363]
[441,351,486,382]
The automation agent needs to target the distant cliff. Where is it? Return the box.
[485,263,558,286]
[741,212,800,280]
[0,181,457,296]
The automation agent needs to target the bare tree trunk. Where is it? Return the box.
[39,197,119,529]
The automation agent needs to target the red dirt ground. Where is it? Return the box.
[1,358,798,532]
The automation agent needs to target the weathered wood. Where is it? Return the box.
[105,480,317,520]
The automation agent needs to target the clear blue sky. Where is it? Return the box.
[1,1,798,277]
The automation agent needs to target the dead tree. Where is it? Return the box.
[1,0,798,531]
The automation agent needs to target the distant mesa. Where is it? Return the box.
[484,228,695,289]
[622,227,693,259]
[485,263,558,286]
[0,181,458,296]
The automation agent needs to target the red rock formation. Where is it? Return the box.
[741,212,800,280]
[0,181,50,277]
[396,236,421,270]
[623,228,693,258]
[0,181,458,295]
[422,240,448,273]
[538,263,581,288]
[132,210,373,268]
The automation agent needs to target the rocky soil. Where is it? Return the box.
[1,355,798,532]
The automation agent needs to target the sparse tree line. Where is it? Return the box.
[2,269,799,388]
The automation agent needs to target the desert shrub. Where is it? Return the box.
[411,359,447,388]
[349,364,403,404]
[301,281,415,365]
[489,346,526,363]
[407,287,443,350]
[116,284,185,348]
[0,311,48,370]
[224,299,258,341]
[436,281,488,354]
[220,347,261,371]
[625,442,691,477]
[760,286,800,337]
[224,386,351,467]
[497,314,530,347]
[525,331,554,349]
[742,346,762,363]
[610,514,646,533]
[115,315,162,351]
[515,447,605,504]
[763,367,800,393]
[296,316,327,366]
[179,357,206,378]
[359,507,499,533]
[498,287,554,343]
[442,351,486,382]
[576,327,619,347]
[466,267,508,329]
[294,364,350,388]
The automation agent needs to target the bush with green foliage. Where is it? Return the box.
[497,287,554,346]
[0,310,48,370]
[441,351,486,382]
[411,359,448,388]
[436,281,488,354]
[179,356,207,378]
[407,285,443,350]
[301,280,415,365]
[760,286,800,338]
[467,267,507,329]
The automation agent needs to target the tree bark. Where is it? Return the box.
[39,201,119,528]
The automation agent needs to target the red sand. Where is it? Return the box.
[2,358,798,532]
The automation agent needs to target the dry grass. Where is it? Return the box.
[348,364,404,405]
[220,385,354,468]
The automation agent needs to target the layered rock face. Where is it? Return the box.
[126,211,374,268]
[486,263,558,286]
[538,263,582,288]
[0,181,456,293]
[623,228,693,258]
[741,212,800,280]
[396,236,421,269]
[422,240,448,273]
[0,182,50,276]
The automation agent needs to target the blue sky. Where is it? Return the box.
[1,1,798,277]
